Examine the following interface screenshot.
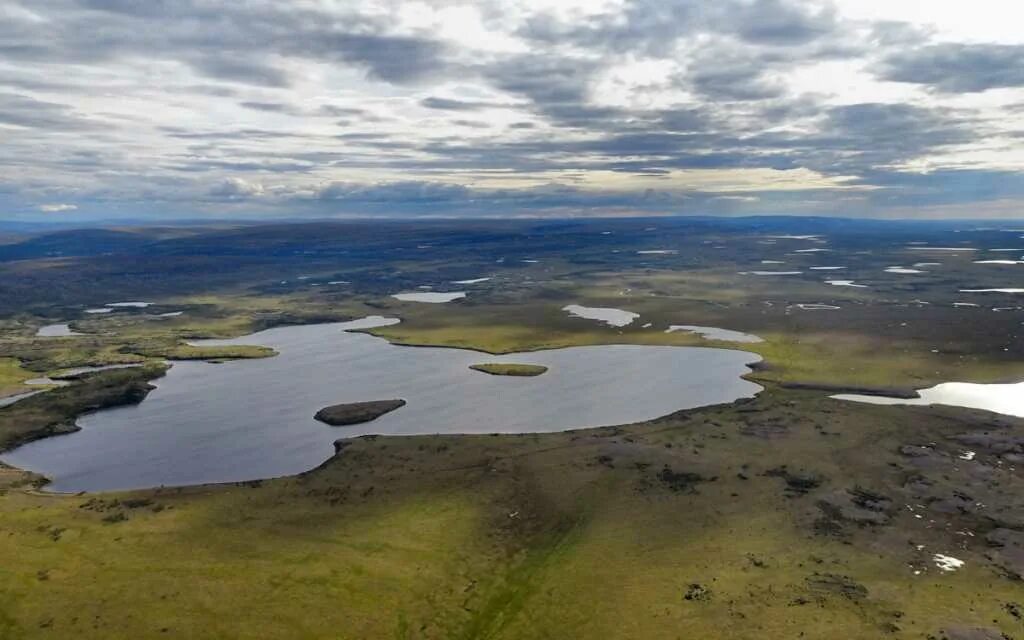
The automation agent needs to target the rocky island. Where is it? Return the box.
[313,399,406,426]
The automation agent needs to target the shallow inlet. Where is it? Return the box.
[1,317,762,493]
[833,381,1024,418]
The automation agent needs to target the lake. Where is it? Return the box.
[2,317,763,493]
[36,323,82,337]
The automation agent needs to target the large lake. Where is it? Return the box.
[2,317,762,493]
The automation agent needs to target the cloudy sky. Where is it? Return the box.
[2,0,1024,221]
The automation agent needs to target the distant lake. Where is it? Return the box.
[2,317,762,493]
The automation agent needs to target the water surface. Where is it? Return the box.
[3,317,762,492]
[665,325,763,343]
[834,381,1024,419]
[392,292,466,303]
[563,304,639,327]
[37,323,82,337]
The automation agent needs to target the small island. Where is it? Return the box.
[469,363,548,377]
[313,399,406,426]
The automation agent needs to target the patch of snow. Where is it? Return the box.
[933,554,964,572]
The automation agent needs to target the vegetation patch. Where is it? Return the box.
[469,363,548,377]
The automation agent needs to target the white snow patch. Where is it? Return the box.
[933,554,965,572]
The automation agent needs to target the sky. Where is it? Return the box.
[2,0,1024,221]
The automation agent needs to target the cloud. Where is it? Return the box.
[38,203,78,212]
[420,96,509,111]
[517,0,841,54]
[0,0,1021,221]
[879,44,1024,93]
[188,57,292,88]
[0,92,96,130]
[730,0,837,46]
[209,178,265,199]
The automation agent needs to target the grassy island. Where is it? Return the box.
[469,363,549,377]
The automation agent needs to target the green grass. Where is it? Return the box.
[0,357,33,398]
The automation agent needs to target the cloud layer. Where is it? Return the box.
[1,0,1023,220]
